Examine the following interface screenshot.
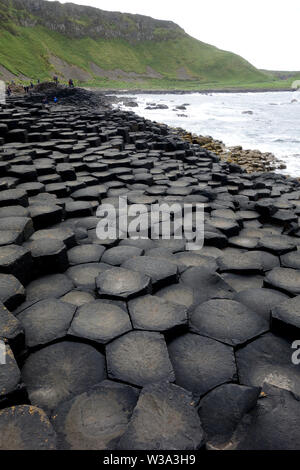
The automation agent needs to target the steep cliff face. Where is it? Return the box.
[0,0,271,88]
[0,0,184,41]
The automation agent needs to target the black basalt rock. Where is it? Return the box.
[106,331,175,387]
[168,333,236,396]
[22,341,106,413]
[118,382,204,450]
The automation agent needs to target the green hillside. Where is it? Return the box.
[0,0,294,90]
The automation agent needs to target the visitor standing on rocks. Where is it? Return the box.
[53,75,58,86]
[68,78,74,88]
[6,85,11,97]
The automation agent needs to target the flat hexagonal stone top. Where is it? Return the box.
[0,189,28,207]
[236,333,300,395]
[168,333,236,396]
[68,300,132,344]
[67,244,105,265]
[236,383,300,450]
[18,299,76,348]
[29,227,75,247]
[96,267,151,300]
[122,256,178,287]
[106,331,175,387]
[175,253,217,272]
[0,343,20,397]
[0,274,25,310]
[208,217,240,236]
[51,381,139,450]
[30,238,66,257]
[265,267,300,295]
[228,236,259,250]
[118,382,204,450]
[22,341,106,413]
[71,185,107,201]
[101,246,143,266]
[221,273,264,293]
[281,251,300,270]
[246,250,280,272]
[60,290,95,307]
[128,295,188,331]
[234,288,288,321]
[189,299,269,346]
[120,238,155,251]
[272,295,300,329]
[0,405,57,450]
[66,263,111,290]
[153,238,186,253]
[26,274,74,301]
[180,267,235,304]
[217,252,263,273]
[0,244,31,267]
[257,235,296,255]
[156,284,195,309]
[0,301,23,341]
[199,383,260,449]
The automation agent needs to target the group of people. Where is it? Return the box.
[53,76,74,88]
[5,77,75,101]
[23,82,34,93]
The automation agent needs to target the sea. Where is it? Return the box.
[114,91,300,177]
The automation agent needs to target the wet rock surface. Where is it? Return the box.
[0,94,300,449]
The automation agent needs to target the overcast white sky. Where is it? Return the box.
[48,0,299,70]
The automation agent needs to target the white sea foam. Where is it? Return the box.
[115,91,300,177]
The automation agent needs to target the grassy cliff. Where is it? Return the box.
[0,0,295,90]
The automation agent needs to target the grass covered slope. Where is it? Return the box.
[0,0,292,89]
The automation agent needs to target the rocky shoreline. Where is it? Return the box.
[1,88,300,450]
[101,87,295,95]
[111,94,290,174]
[178,132,287,173]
